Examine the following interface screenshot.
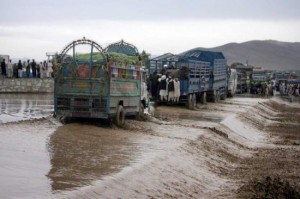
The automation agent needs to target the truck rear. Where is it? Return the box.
[54,38,143,126]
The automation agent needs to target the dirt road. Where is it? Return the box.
[0,95,299,199]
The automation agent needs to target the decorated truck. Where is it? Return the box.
[54,38,145,126]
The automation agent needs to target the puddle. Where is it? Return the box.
[0,93,53,123]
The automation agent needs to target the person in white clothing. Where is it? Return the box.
[7,60,13,77]
[47,60,53,77]
[17,60,23,78]
[167,76,175,102]
[174,78,180,103]
[158,75,167,101]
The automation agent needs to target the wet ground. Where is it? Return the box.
[0,94,299,199]
[0,93,53,123]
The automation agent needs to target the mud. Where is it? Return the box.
[238,176,300,199]
[0,94,299,199]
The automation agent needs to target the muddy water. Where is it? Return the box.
[0,118,60,199]
[0,96,267,198]
[46,124,142,192]
[0,93,53,123]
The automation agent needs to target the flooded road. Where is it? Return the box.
[0,93,53,123]
[0,94,299,198]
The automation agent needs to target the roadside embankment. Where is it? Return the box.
[0,78,54,93]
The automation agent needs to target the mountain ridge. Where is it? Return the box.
[188,40,300,70]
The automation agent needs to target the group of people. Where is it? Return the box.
[148,72,181,103]
[251,82,275,96]
[278,82,300,96]
[0,59,53,78]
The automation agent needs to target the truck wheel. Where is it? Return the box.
[187,94,196,109]
[115,105,125,127]
[200,92,207,104]
[136,103,145,121]
[192,93,197,108]
[216,91,220,102]
[212,90,217,103]
[220,92,227,100]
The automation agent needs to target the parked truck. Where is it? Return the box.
[160,50,228,109]
[250,69,268,94]
[54,38,145,126]
[227,68,238,97]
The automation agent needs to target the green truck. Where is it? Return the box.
[54,38,146,126]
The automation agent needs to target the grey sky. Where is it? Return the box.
[1,0,300,60]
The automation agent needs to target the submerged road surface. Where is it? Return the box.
[1,94,298,198]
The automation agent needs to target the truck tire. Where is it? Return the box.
[200,92,207,104]
[187,94,196,109]
[212,90,217,103]
[220,92,227,100]
[192,93,197,108]
[216,91,220,102]
[115,105,125,127]
[136,103,145,121]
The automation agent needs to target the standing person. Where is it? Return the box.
[158,75,167,101]
[7,60,13,78]
[47,60,53,77]
[37,63,41,78]
[1,59,6,77]
[26,60,31,78]
[13,63,18,78]
[17,60,23,78]
[42,61,46,78]
[174,78,180,103]
[31,59,37,77]
[150,72,159,101]
[167,76,175,102]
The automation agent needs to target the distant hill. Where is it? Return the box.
[188,40,300,70]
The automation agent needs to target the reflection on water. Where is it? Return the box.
[0,93,53,123]
[46,123,138,192]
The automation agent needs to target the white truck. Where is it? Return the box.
[227,68,238,97]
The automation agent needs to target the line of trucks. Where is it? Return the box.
[54,38,237,126]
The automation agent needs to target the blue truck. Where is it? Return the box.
[156,50,228,109]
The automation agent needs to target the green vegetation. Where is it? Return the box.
[75,52,140,65]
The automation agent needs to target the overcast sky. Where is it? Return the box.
[1,0,300,61]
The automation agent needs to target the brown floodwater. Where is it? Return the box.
[0,94,268,198]
[46,123,141,192]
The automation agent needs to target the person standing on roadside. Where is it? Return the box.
[40,62,44,78]
[37,62,41,78]
[47,60,53,77]
[43,60,47,78]
[7,60,13,78]
[26,60,31,77]
[31,59,37,78]
[1,59,6,77]
[17,60,23,78]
